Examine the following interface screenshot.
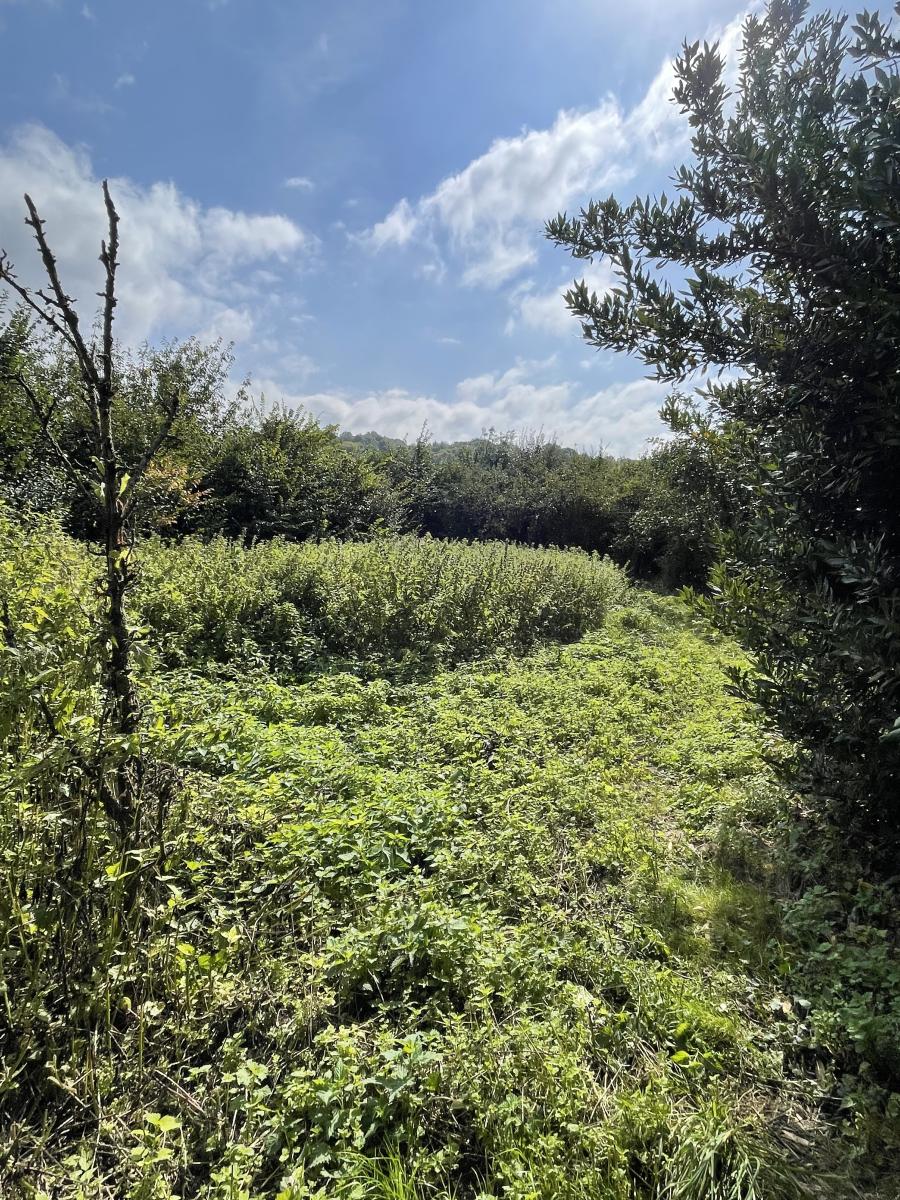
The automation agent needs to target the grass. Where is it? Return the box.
[1,512,898,1197]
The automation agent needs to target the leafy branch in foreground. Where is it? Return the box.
[547,0,900,842]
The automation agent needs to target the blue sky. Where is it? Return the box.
[2,0,765,452]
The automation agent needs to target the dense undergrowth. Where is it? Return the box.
[1,511,898,1198]
[134,533,627,670]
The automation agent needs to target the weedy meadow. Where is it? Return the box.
[0,507,898,1199]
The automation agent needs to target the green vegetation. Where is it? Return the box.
[375,431,721,589]
[135,533,626,670]
[2,1,900,1195]
[0,318,718,589]
[548,0,900,837]
[3,511,898,1197]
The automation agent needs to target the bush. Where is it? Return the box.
[0,508,173,1123]
[135,533,628,670]
[547,1,900,837]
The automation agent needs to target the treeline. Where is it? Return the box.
[0,316,724,587]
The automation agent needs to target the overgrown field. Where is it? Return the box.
[135,533,627,668]
[1,513,898,1198]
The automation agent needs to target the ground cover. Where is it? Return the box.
[1,517,897,1198]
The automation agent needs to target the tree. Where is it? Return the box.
[611,431,732,587]
[547,0,900,836]
[0,185,182,838]
[200,406,386,544]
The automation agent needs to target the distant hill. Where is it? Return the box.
[338,430,409,454]
[339,429,583,461]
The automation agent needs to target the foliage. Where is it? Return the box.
[0,516,828,1196]
[377,429,721,584]
[197,407,389,545]
[134,531,627,671]
[0,308,77,517]
[2,515,898,1195]
[0,322,719,585]
[22,332,238,539]
[546,0,900,835]
[0,509,172,1144]
[0,185,238,852]
[611,431,730,587]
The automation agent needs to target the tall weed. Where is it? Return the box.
[135,533,628,669]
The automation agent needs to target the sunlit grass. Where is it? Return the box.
[0,514,885,1197]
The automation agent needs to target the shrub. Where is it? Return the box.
[547,0,900,837]
[135,533,628,670]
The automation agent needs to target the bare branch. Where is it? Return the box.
[22,194,102,394]
[99,181,119,393]
[3,183,147,837]
[0,251,77,347]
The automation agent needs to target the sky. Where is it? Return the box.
[0,0,770,454]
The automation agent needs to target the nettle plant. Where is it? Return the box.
[548,0,900,840]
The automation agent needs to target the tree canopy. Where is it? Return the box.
[547,0,900,837]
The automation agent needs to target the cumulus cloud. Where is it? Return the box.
[358,100,629,285]
[0,124,309,348]
[284,175,314,191]
[114,73,136,89]
[195,306,256,347]
[256,359,668,456]
[359,11,746,288]
[365,197,418,251]
[506,264,616,339]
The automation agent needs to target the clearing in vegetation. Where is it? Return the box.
[3,514,896,1198]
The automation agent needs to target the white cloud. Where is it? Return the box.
[430,100,633,287]
[284,175,314,191]
[81,4,95,19]
[201,207,305,263]
[0,124,309,349]
[267,351,318,382]
[359,100,629,285]
[364,197,418,251]
[195,306,255,346]
[255,359,668,456]
[506,263,616,339]
[360,11,746,288]
[451,363,668,453]
[114,73,136,89]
